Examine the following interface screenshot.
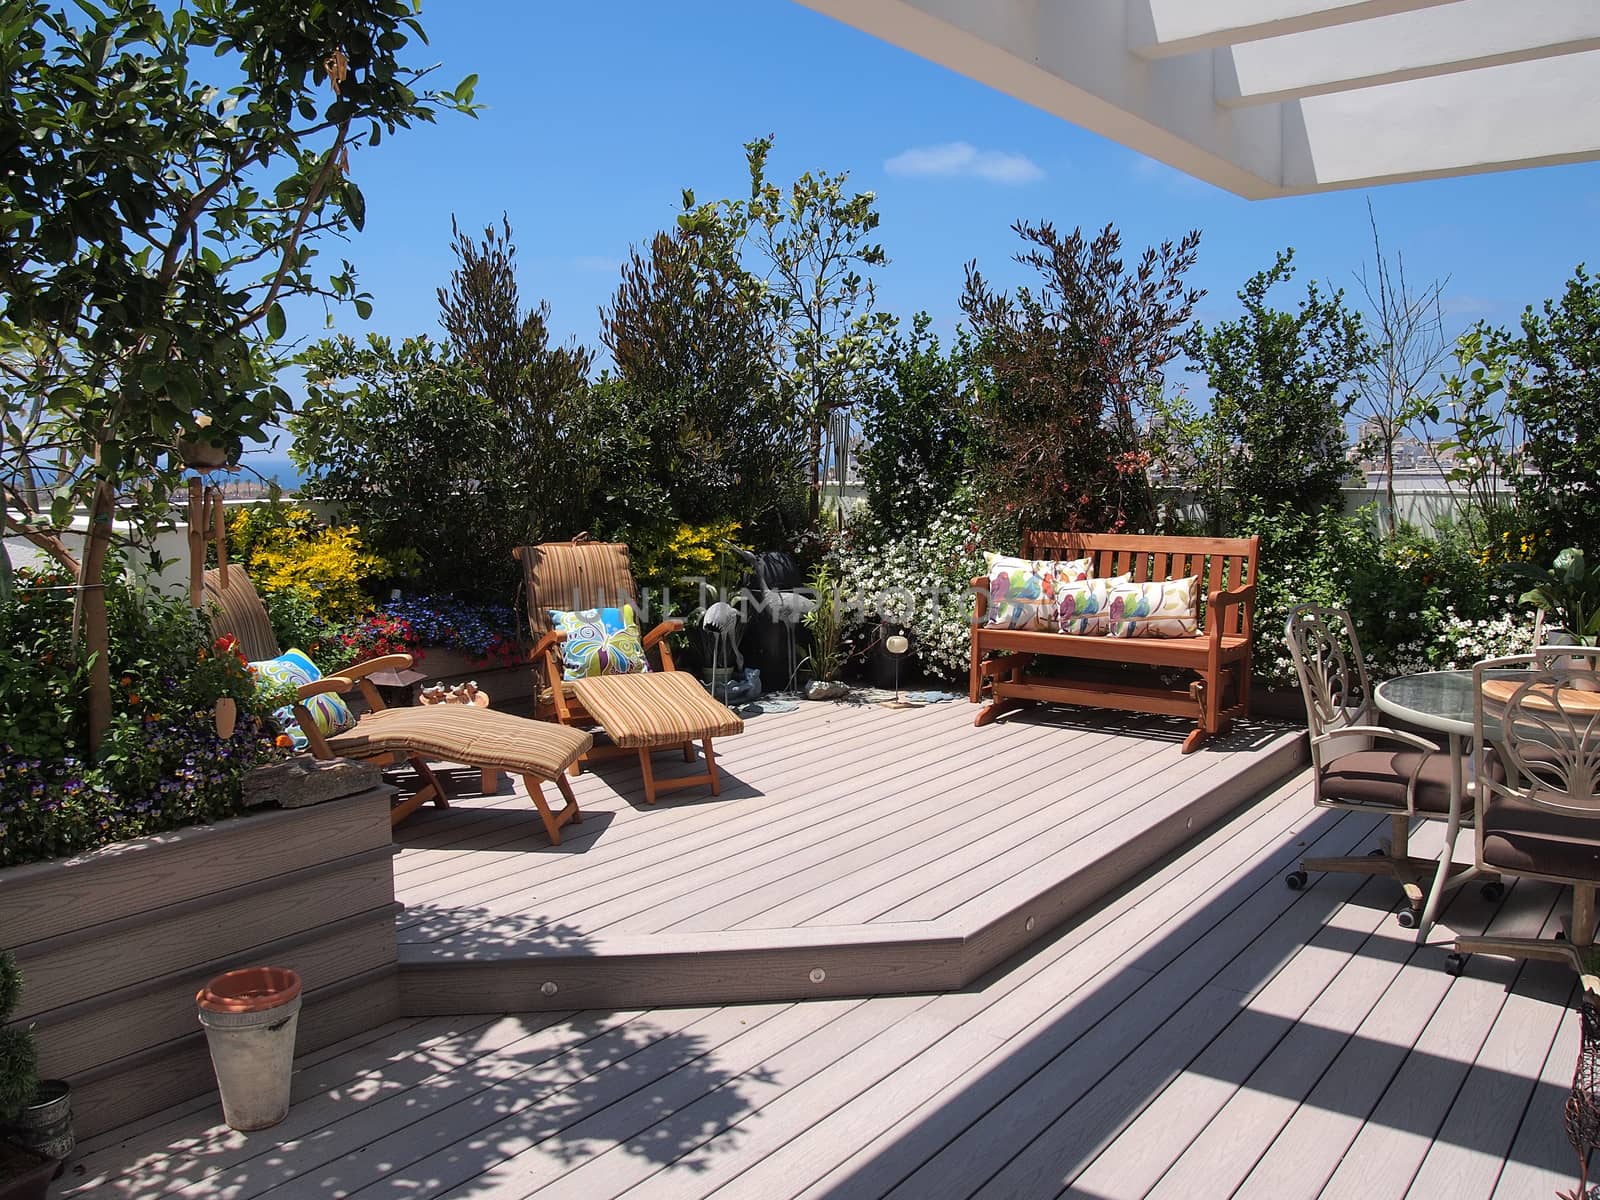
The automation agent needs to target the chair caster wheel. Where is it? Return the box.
[1397,908,1419,929]
[1446,952,1469,977]
[1480,881,1506,902]
[1285,870,1308,891]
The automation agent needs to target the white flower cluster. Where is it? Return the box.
[828,502,990,681]
[1386,609,1536,675]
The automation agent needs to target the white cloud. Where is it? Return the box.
[884,141,1045,185]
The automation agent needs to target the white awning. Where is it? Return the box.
[793,0,1600,197]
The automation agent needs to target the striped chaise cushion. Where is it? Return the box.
[570,672,745,750]
[326,707,593,780]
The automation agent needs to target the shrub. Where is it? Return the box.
[0,565,286,868]
[859,314,978,538]
[829,495,996,682]
[0,949,37,1123]
[963,220,1202,535]
[1509,264,1600,561]
[227,504,390,624]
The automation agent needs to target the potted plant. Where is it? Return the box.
[801,564,849,700]
[1511,547,1600,645]
[0,951,57,1200]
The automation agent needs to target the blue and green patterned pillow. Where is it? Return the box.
[550,605,651,679]
[249,648,357,750]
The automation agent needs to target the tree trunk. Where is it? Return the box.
[83,480,116,752]
[806,411,823,526]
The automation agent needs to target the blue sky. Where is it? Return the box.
[260,0,1599,467]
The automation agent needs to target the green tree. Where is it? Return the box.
[0,0,477,748]
[681,137,894,526]
[963,220,1203,535]
[858,313,978,536]
[599,226,800,544]
[1182,249,1370,532]
[1510,263,1600,560]
[292,335,509,597]
[437,216,594,546]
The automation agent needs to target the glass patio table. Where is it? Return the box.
[1374,667,1527,941]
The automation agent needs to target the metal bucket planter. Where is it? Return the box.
[196,967,302,1131]
[7,1080,72,1173]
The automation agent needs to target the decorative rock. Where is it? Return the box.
[242,758,383,809]
[804,679,849,701]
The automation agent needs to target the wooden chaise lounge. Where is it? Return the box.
[969,531,1259,753]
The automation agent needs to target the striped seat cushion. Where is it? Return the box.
[325,707,592,780]
[570,672,745,750]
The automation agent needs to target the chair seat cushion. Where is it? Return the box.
[325,706,592,780]
[570,672,744,749]
[1481,791,1600,881]
[1319,748,1455,814]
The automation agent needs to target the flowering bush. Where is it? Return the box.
[228,503,393,622]
[0,566,286,868]
[829,496,995,682]
[340,596,522,666]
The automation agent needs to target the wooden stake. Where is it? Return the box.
[186,477,204,609]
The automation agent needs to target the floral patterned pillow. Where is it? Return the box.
[1106,576,1200,638]
[250,648,356,750]
[984,554,1093,631]
[1058,574,1132,636]
[550,605,651,678]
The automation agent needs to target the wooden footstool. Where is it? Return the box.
[569,672,745,804]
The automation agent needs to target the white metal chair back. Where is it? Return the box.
[1285,604,1373,767]
[1475,652,1600,822]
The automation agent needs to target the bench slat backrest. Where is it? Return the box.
[1021,531,1259,637]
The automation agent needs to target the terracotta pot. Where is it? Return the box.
[196,967,303,1131]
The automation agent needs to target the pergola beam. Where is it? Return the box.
[1127,0,1456,60]
[1216,0,1600,107]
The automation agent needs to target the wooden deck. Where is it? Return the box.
[390,698,1305,1011]
[63,766,1587,1199]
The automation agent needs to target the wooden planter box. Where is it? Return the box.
[0,786,400,1139]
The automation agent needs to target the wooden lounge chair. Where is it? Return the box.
[204,568,592,839]
[514,539,684,730]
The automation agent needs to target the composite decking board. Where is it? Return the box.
[863,807,1384,1200]
[140,1006,668,1200]
[784,797,1379,1200]
[399,706,1082,945]
[1309,897,1551,1200]
[389,704,882,888]
[1139,893,1471,1200]
[589,719,1112,936]
[706,777,1340,1200]
[388,706,864,887]
[1060,869,1413,1199]
[680,720,1129,934]
[1405,943,1576,1198]
[82,760,1585,1200]
[552,711,1090,933]
[63,1012,544,1200]
[322,1002,834,1200]
[432,997,935,1200]
[745,722,1197,931]
[392,702,888,871]
[858,728,1299,929]
[243,1004,801,1200]
[1488,973,1585,1200]
[391,703,985,926]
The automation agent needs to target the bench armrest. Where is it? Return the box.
[1207,583,1256,643]
[971,575,990,626]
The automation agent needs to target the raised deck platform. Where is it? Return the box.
[393,697,1306,1013]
